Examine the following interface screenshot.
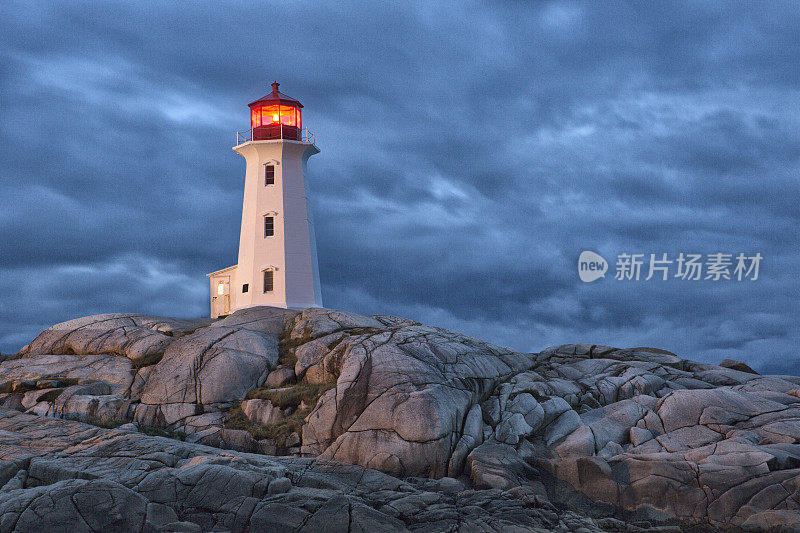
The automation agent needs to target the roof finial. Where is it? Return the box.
[271,81,280,93]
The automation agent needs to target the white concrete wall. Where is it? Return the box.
[221,139,321,311]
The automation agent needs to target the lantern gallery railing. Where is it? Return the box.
[236,130,250,144]
[236,126,315,145]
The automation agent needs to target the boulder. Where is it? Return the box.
[495,413,533,445]
[0,478,148,532]
[447,403,483,477]
[302,317,534,477]
[464,441,550,506]
[265,366,295,388]
[508,392,545,432]
[240,398,283,425]
[211,306,298,335]
[655,388,787,433]
[0,353,134,393]
[22,313,212,366]
[267,476,291,494]
[139,325,279,406]
[720,358,758,374]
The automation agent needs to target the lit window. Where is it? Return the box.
[262,105,280,124]
[263,270,274,293]
[265,165,275,185]
[264,216,274,237]
[242,283,249,293]
[280,105,296,126]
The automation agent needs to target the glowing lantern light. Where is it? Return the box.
[247,81,304,141]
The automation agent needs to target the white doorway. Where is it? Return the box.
[211,276,231,318]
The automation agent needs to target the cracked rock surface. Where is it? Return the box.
[0,407,629,532]
[1,307,799,530]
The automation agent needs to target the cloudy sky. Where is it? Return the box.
[1,1,798,374]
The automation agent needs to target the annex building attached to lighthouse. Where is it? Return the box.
[207,82,322,318]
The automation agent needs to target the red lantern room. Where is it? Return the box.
[248,81,303,141]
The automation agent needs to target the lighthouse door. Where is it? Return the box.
[212,276,231,317]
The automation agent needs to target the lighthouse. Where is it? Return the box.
[207,82,322,318]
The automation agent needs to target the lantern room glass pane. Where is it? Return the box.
[280,105,296,126]
[262,105,280,124]
[296,108,301,129]
[251,108,260,128]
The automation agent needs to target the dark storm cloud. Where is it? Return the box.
[0,1,798,374]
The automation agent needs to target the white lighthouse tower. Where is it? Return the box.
[207,82,322,318]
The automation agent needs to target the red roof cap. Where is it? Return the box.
[248,81,303,109]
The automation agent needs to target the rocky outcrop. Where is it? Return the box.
[293,308,534,477]
[21,313,213,367]
[0,407,620,532]
[2,307,800,530]
[3,308,297,437]
[502,344,800,529]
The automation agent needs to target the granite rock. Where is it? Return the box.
[2,309,799,530]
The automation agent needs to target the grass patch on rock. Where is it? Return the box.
[139,425,188,441]
[225,403,310,443]
[82,415,188,441]
[245,382,333,407]
[40,376,81,387]
[84,417,187,441]
[277,328,309,369]
[226,382,335,445]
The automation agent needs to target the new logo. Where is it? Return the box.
[578,251,608,282]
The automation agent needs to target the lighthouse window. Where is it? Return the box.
[263,270,274,292]
[280,105,297,126]
[263,105,280,124]
[264,216,274,237]
[265,165,275,185]
[242,283,249,293]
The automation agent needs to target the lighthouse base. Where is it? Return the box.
[207,263,320,319]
